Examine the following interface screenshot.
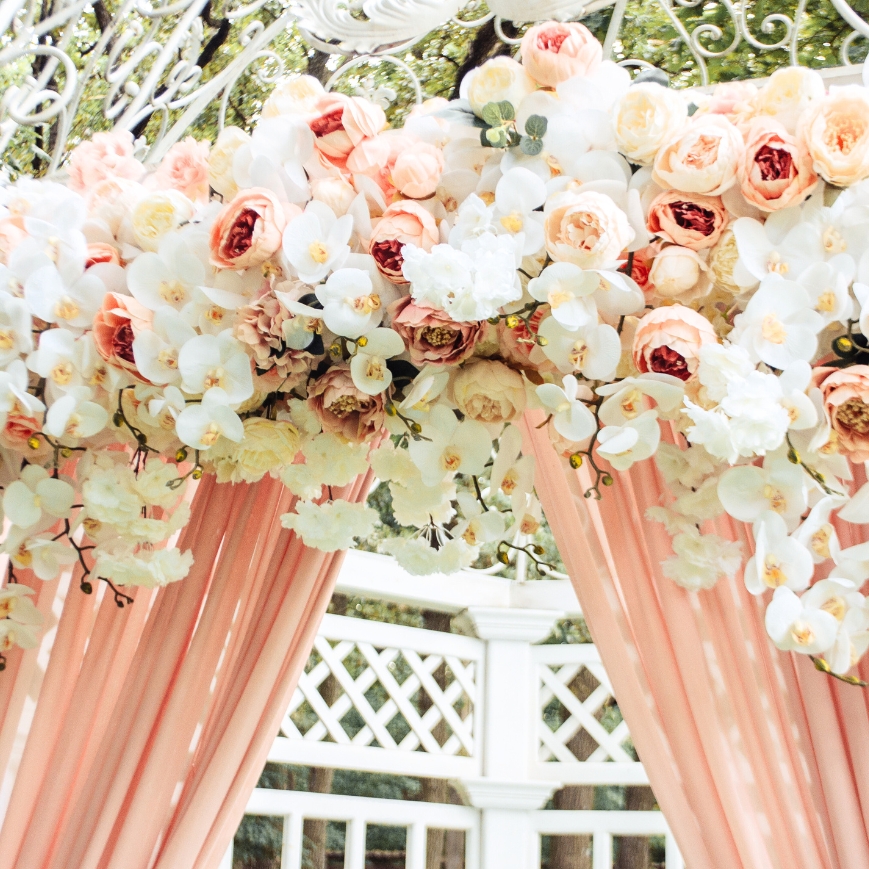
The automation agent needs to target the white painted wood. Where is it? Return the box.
[593,831,613,869]
[280,814,303,869]
[405,822,427,869]
[345,818,367,869]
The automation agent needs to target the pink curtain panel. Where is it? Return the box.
[522,411,869,869]
[0,470,372,869]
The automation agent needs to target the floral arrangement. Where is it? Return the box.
[2,20,869,682]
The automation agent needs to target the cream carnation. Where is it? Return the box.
[209,418,301,483]
[281,499,377,552]
[451,359,526,425]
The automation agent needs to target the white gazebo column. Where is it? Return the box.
[458,608,564,869]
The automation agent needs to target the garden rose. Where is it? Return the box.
[451,359,526,425]
[308,93,386,169]
[738,119,817,211]
[67,130,145,192]
[544,189,634,268]
[307,364,385,442]
[520,21,602,88]
[463,56,537,117]
[209,417,301,483]
[262,74,325,118]
[813,365,869,461]
[154,137,210,202]
[369,201,439,282]
[389,296,484,366]
[208,126,250,200]
[708,229,742,294]
[310,176,357,216]
[210,187,289,269]
[632,304,718,381]
[648,245,711,301]
[755,66,825,133]
[653,115,744,196]
[391,142,444,199]
[647,190,727,250]
[131,191,195,252]
[85,243,121,268]
[799,86,869,186]
[92,292,153,379]
[613,83,688,165]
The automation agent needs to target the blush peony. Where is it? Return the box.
[389,296,484,365]
[307,365,386,442]
[647,190,728,251]
[813,365,869,461]
[210,187,289,269]
[520,21,602,88]
[632,305,718,381]
[369,201,440,283]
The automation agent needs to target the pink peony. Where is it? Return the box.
[520,21,602,88]
[154,137,210,202]
[632,305,718,381]
[307,365,385,442]
[210,187,291,270]
[67,131,145,192]
[813,366,869,462]
[389,296,484,366]
[308,93,386,170]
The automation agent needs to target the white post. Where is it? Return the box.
[405,822,427,869]
[280,813,303,869]
[458,608,563,869]
[592,831,612,869]
[345,818,367,869]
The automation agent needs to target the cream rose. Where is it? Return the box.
[653,115,744,196]
[131,191,195,252]
[310,176,358,216]
[208,126,250,200]
[708,229,742,295]
[262,74,325,119]
[209,417,301,483]
[738,118,817,211]
[755,66,825,134]
[799,85,869,187]
[544,189,634,268]
[613,83,688,166]
[463,56,537,118]
[451,359,526,425]
[648,245,711,302]
[519,21,602,88]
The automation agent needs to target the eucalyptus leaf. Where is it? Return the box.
[520,136,543,156]
[497,100,515,121]
[481,102,504,127]
[524,114,548,138]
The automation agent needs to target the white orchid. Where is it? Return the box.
[597,374,684,427]
[528,263,598,331]
[0,360,44,426]
[349,328,405,395]
[729,275,824,369]
[596,410,661,471]
[175,387,244,450]
[0,619,40,652]
[27,328,86,399]
[492,167,545,255]
[283,200,353,283]
[765,586,839,656]
[454,492,509,546]
[717,456,808,528]
[744,511,813,595]
[491,425,535,499]
[0,291,33,365]
[24,264,104,331]
[2,527,77,580]
[44,386,109,440]
[407,404,491,486]
[315,267,384,338]
[798,261,855,327]
[3,465,75,529]
[536,375,596,442]
[178,333,254,405]
[539,316,621,380]
[586,268,646,318]
[127,233,207,311]
[132,307,197,386]
[794,496,843,564]
[0,584,42,627]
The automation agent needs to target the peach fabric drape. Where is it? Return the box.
[522,412,869,869]
[0,470,372,869]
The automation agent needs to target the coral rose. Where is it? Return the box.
[67,130,145,192]
[647,190,727,251]
[632,305,718,381]
[391,142,444,199]
[462,56,537,118]
[520,21,602,88]
[85,243,121,268]
[154,137,210,202]
[389,296,483,366]
[653,115,744,196]
[613,83,688,166]
[451,359,526,425]
[798,85,869,186]
[813,365,869,461]
[544,189,634,268]
[210,187,289,270]
[369,201,440,283]
[307,364,385,442]
[92,292,154,380]
[738,119,817,211]
[308,93,386,170]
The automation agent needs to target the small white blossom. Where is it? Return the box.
[281,499,378,552]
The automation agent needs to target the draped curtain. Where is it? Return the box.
[522,412,869,869]
[0,470,372,869]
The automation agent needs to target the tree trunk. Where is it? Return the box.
[614,787,657,869]
[301,594,347,869]
[307,49,331,84]
[549,667,600,869]
[449,19,516,100]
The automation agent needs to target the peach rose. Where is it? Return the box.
[307,364,385,442]
[613,83,688,166]
[262,74,325,119]
[93,292,154,380]
[647,190,727,251]
[755,67,825,134]
[391,142,444,199]
[210,187,289,270]
[389,296,484,365]
[0,406,42,451]
[738,119,817,211]
[0,220,26,264]
[308,93,386,170]
[544,189,634,268]
[704,81,758,119]
[813,365,869,461]
[451,359,526,425]
[799,86,869,186]
[647,245,711,302]
[67,130,145,192]
[632,305,718,381]
[310,176,358,216]
[629,244,660,291]
[154,137,210,202]
[369,201,439,282]
[85,243,121,268]
[653,115,744,196]
[520,21,602,88]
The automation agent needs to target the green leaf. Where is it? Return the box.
[524,114,548,138]
[481,102,503,127]
[484,127,508,148]
[520,136,543,156]
[497,100,515,122]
